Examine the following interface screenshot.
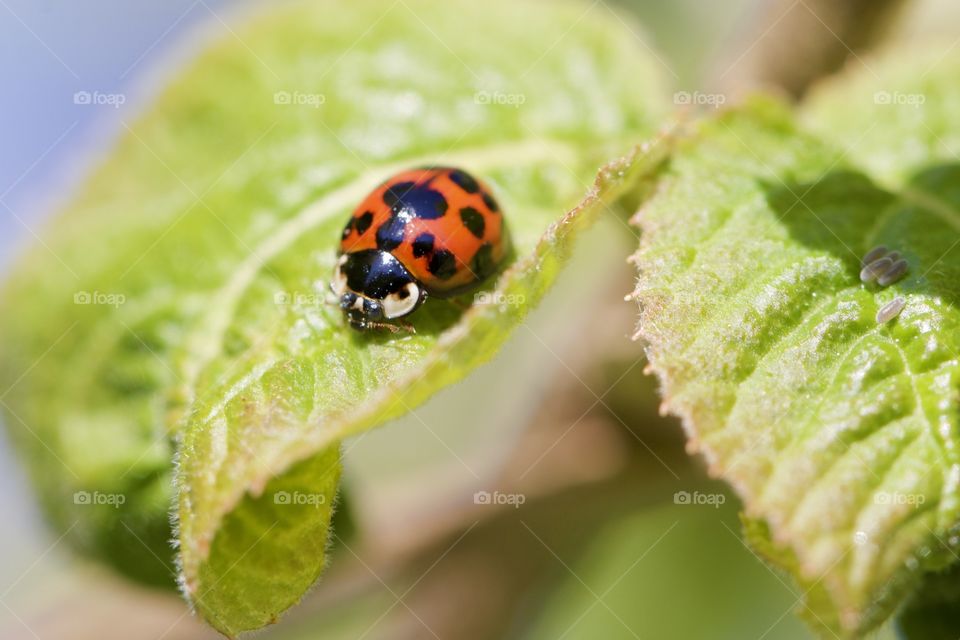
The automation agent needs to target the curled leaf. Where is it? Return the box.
[0,0,669,634]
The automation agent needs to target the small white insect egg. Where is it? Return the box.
[859,245,909,286]
[861,245,888,266]
[877,259,909,286]
[860,257,892,283]
[876,296,906,324]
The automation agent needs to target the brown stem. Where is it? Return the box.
[713,0,909,98]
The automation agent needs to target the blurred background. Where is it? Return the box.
[1,0,956,638]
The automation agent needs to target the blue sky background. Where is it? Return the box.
[0,0,234,267]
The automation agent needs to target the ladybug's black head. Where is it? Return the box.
[331,250,425,330]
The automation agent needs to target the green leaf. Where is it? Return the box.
[0,0,668,635]
[803,46,960,187]
[631,70,960,637]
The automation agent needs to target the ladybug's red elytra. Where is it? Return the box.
[332,166,510,331]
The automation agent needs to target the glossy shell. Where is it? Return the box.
[339,166,509,296]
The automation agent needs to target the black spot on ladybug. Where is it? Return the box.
[382,181,412,207]
[470,243,495,279]
[383,181,448,219]
[341,218,353,240]
[412,232,435,258]
[482,192,500,213]
[448,169,479,194]
[428,249,458,280]
[355,210,374,235]
[376,216,407,251]
[459,207,485,239]
[397,287,410,299]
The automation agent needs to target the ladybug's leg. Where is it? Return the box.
[395,319,417,334]
[367,320,416,334]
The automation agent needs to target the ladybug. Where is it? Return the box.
[332,166,509,331]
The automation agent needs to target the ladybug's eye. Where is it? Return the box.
[381,282,420,319]
[330,255,349,297]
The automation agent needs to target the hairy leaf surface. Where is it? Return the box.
[632,78,960,637]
